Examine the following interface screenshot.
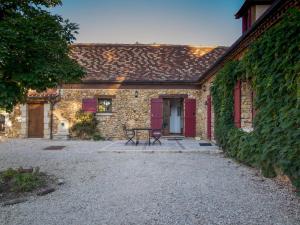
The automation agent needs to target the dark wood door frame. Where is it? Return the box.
[163,99,171,136]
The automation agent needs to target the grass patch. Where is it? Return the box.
[0,168,46,193]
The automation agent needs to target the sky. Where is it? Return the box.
[51,0,244,46]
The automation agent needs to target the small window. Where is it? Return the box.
[98,98,112,113]
[0,114,5,133]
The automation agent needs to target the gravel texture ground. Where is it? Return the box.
[0,139,299,225]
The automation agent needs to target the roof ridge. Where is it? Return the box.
[71,43,225,48]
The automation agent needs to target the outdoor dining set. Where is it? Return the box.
[122,124,162,145]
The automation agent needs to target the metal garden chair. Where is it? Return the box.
[151,129,162,145]
[122,124,137,145]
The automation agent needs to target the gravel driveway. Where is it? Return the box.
[0,139,299,225]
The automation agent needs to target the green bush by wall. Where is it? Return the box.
[70,110,103,140]
[211,9,300,189]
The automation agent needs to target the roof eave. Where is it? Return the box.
[79,80,199,85]
[235,0,274,19]
[61,80,203,86]
[199,0,282,84]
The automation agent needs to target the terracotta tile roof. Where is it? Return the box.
[27,89,58,98]
[70,44,227,82]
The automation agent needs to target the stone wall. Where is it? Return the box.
[43,103,51,139]
[198,76,215,141]
[5,105,22,138]
[53,88,203,140]
[241,81,253,130]
[4,103,51,139]
[2,81,253,141]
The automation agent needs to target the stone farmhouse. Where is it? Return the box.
[0,0,298,140]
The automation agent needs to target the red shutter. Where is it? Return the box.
[247,8,252,29]
[184,99,196,137]
[234,80,241,128]
[82,98,97,113]
[207,95,212,140]
[151,99,163,130]
[242,15,247,33]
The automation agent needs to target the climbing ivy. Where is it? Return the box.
[211,9,300,189]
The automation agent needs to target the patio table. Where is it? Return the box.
[132,128,152,145]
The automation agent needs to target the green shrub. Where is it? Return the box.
[0,168,18,181]
[93,134,104,141]
[70,110,103,140]
[12,173,44,192]
[211,9,300,190]
[0,168,45,193]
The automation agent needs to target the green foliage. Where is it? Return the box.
[211,61,239,150]
[0,168,18,180]
[12,173,44,192]
[0,0,85,111]
[70,110,102,140]
[0,168,45,192]
[92,134,105,141]
[211,9,300,189]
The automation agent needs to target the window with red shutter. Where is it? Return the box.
[82,98,97,113]
[98,98,112,113]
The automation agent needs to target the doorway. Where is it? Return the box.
[151,97,196,137]
[28,103,44,138]
[163,99,183,135]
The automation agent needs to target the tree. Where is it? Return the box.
[0,0,85,111]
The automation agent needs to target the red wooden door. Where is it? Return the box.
[151,99,163,130]
[234,80,241,128]
[184,99,196,137]
[207,95,212,140]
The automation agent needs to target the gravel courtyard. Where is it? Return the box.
[0,139,299,225]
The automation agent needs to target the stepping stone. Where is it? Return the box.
[43,146,65,150]
[37,187,55,196]
[2,198,28,207]
[57,179,64,185]
[18,167,33,173]
[199,143,212,146]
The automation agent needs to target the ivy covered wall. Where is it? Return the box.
[211,9,300,189]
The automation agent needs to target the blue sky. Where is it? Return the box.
[52,0,244,46]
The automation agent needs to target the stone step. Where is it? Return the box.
[163,135,185,140]
[53,134,69,140]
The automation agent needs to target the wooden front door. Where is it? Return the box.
[184,99,196,137]
[28,103,44,138]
